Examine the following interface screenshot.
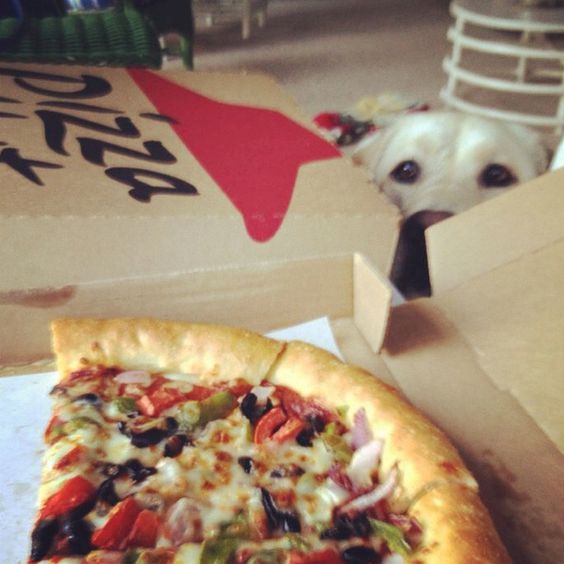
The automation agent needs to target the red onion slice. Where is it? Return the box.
[328,463,355,491]
[340,465,398,514]
[114,370,152,386]
[347,438,384,489]
[162,497,204,545]
[351,407,373,449]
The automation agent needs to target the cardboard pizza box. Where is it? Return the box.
[2,61,562,563]
[0,62,399,292]
[0,253,395,375]
[379,169,564,564]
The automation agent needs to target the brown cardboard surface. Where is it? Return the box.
[380,168,564,563]
[382,301,564,564]
[427,167,564,294]
[0,254,394,368]
[433,240,564,452]
[2,250,561,562]
[0,63,399,291]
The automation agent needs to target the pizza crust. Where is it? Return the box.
[49,319,511,563]
[269,340,511,563]
[409,483,513,564]
[51,318,284,386]
[268,341,477,493]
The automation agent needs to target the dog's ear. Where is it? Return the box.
[504,122,549,174]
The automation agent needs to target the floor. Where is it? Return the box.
[190,0,562,151]
[192,0,453,118]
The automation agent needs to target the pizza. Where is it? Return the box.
[28,318,511,563]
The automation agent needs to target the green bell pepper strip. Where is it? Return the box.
[369,518,411,557]
[178,391,237,432]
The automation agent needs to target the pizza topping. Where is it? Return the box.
[30,518,59,562]
[270,417,306,444]
[33,362,423,563]
[261,488,302,534]
[163,433,190,458]
[319,513,372,541]
[341,544,382,563]
[351,408,373,450]
[61,516,93,555]
[368,519,411,558]
[40,476,97,520]
[238,456,255,474]
[201,536,240,563]
[289,547,343,564]
[118,416,178,448]
[176,390,238,432]
[127,509,160,548]
[91,496,142,550]
[240,391,274,425]
[320,422,353,464]
[347,439,384,489]
[137,388,185,417]
[53,445,85,471]
[340,466,399,514]
[254,406,288,444]
[161,497,204,545]
[73,393,103,408]
[270,464,305,479]
[110,397,139,417]
[96,478,121,507]
[114,370,152,386]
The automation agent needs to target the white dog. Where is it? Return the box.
[353,111,548,298]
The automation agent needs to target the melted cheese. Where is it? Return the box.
[37,371,384,562]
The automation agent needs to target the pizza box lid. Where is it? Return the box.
[380,168,564,563]
[0,62,399,293]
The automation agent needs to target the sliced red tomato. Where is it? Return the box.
[54,445,85,470]
[40,475,96,520]
[44,414,63,443]
[253,406,287,444]
[127,509,160,548]
[271,416,305,443]
[137,383,215,416]
[137,386,186,416]
[289,548,343,564]
[183,384,216,401]
[91,497,142,550]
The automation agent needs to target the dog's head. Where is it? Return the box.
[353,111,548,297]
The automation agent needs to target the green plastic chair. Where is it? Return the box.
[0,0,193,68]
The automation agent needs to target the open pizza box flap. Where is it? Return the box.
[379,169,564,563]
[0,63,399,291]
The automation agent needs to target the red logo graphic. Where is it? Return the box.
[128,69,339,242]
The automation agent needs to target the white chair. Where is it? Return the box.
[441,0,564,133]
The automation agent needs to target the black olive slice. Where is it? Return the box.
[30,518,58,562]
[61,518,92,555]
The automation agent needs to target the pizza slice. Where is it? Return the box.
[28,318,511,563]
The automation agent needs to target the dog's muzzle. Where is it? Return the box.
[391,210,454,299]
[409,210,454,230]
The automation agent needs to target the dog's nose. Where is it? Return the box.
[411,210,454,230]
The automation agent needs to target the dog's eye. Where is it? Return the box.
[390,160,420,184]
[480,164,517,188]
